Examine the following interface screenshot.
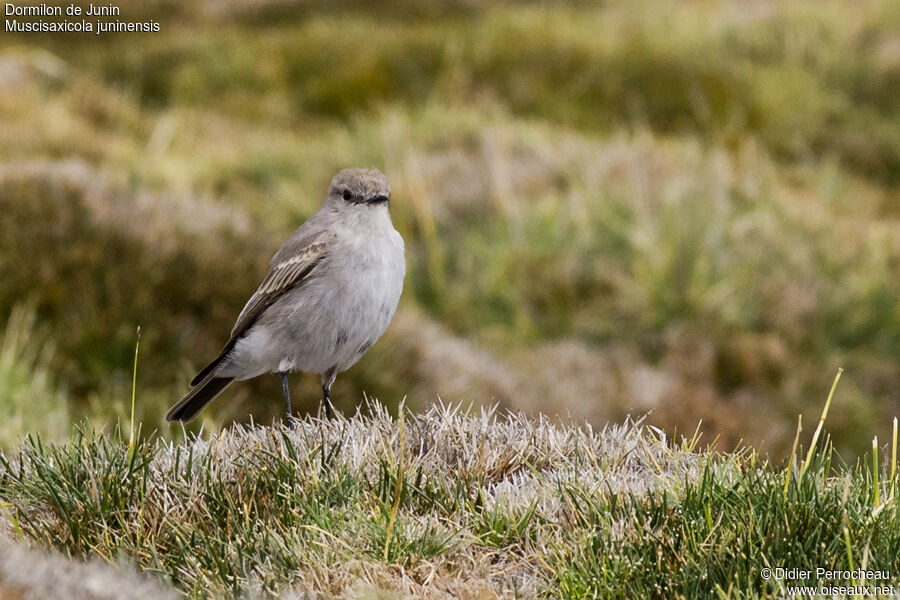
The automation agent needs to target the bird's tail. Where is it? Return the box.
[166,373,234,423]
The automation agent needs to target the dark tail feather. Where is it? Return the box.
[166,375,234,423]
[190,348,231,386]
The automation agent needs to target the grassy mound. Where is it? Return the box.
[1,404,899,598]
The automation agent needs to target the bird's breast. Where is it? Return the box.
[295,224,404,371]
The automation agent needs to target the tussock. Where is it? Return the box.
[3,404,899,598]
[161,402,694,498]
[0,403,705,598]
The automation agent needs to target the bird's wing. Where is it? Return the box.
[227,238,331,346]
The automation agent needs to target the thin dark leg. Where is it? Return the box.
[280,371,294,428]
[321,366,337,420]
[322,384,335,420]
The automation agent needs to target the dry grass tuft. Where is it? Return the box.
[1,403,705,598]
[3,403,897,598]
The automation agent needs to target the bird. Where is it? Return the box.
[166,167,405,423]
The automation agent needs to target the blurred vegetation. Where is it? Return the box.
[0,306,68,447]
[1,0,899,457]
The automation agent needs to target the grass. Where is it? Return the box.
[0,305,68,448]
[1,4,900,594]
[2,0,900,457]
[2,0,899,595]
[1,402,899,598]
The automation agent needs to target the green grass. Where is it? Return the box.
[1,0,900,489]
[0,306,68,448]
[1,403,899,598]
[2,1,899,595]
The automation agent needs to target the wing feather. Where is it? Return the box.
[227,240,329,345]
[187,235,332,387]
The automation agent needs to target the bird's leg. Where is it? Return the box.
[321,367,337,420]
[322,385,334,421]
[280,371,294,428]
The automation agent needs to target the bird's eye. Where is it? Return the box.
[342,189,353,201]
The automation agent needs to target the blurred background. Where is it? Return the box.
[1,0,899,459]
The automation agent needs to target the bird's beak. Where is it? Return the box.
[367,195,390,204]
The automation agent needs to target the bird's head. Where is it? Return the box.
[328,168,390,208]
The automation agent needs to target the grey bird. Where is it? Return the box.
[166,168,405,423]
